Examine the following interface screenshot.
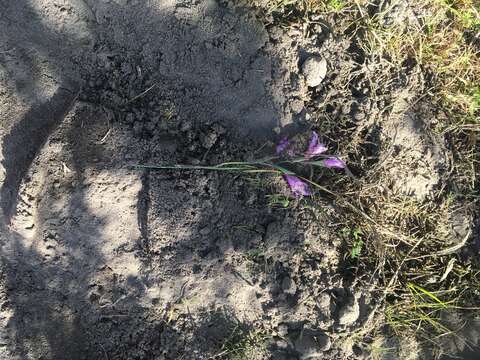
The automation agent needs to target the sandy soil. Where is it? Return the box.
[0,0,477,359]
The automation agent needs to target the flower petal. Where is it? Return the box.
[323,157,346,169]
[276,137,290,155]
[283,174,312,197]
[305,131,327,158]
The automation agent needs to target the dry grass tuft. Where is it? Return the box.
[249,0,480,356]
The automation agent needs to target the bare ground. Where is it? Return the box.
[0,0,479,359]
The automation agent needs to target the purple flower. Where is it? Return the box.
[276,137,290,155]
[283,174,312,197]
[305,131,327,158]
[323,157,346,169]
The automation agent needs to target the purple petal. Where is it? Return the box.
[323,157,346,169]
[276,137,290,155]
[283,174,312,197]
[305,131,327,158]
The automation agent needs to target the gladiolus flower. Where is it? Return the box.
[305,131,327,158]
[276,137,290,155]
[323,157,346,169]
[283,174,312,197]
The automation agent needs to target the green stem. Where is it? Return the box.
[135,164,252,171]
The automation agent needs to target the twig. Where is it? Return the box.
[99,128,111,143]
[174,280,189,304]
[434,230,472,256]
[231,268,254,286]
[126,83,158,104]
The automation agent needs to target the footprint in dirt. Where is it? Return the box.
[0,1,322,359]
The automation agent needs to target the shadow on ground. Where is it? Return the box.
[0,0,315,359]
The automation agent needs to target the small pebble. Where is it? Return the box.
[338,296,360,325]
[302,56,328,87]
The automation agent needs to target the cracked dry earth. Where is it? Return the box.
[0,0,462,359]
